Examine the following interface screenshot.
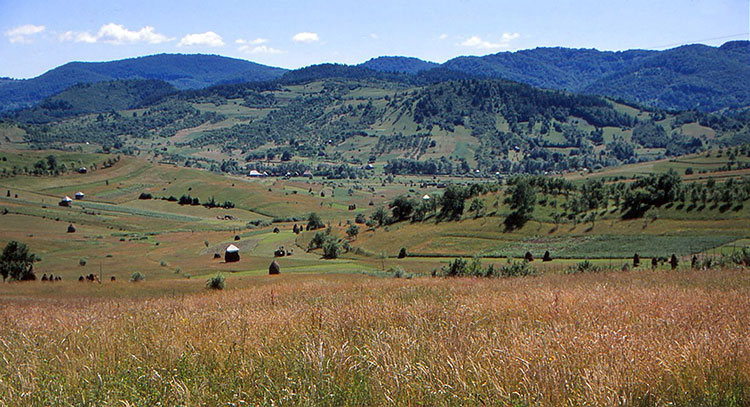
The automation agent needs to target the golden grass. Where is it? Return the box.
[1,269,749,406]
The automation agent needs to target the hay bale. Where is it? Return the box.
[234,235,240,241]
[524,251,534,262]
[213,253,221,259]
[269,260,280,275]
[67,223,76,233]
[542,251,552,262]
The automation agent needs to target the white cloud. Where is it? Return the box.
[369,33,379,40]
[236,38,282,54]
[292,32,319,43]
[178,31,224,47]
[59,23,172,44]
[236,38,268,45]
[438,33,448,40]
[460,32,520,50]
[5,24,45,44]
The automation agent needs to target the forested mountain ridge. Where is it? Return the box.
[1,41,748,114]
[0,54,286,112]
[360,56,439,74]
[364,41,749,111]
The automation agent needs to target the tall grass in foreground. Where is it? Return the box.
[0,270,749,406]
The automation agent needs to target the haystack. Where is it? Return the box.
[225,244,240,262]
[269,260,280,275]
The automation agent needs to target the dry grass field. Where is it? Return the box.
[1,269,748,406]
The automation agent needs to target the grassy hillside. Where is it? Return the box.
[9,76,750,180]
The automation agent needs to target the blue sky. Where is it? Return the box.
[1,0,748,78]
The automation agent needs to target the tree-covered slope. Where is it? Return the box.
[0,54,286,112]
[583,42,750,111]
[441,41,750,112]
[11,79,177,123]
[360,56,439,74]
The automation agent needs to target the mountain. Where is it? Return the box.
[442,41,750,111]
[360,56,439,74]
[12,79,177,124]
[583,42,750,112]
[0,54,286,112]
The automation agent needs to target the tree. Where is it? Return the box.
[389,195,415,222]
[504,177,536,229]
[322,238,341,259]
[1,241,38,281]
[439,184,466,220]
[307,212,325,230]
[469,198,485,218]
[346,224,359,240]
[371,207,390,227]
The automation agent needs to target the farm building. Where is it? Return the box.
[225,244,240,262]
[59,196,72,207]
[74,192,85,200]
[422,194,431,201]
[248,170,267,177]
[78,167,87,174]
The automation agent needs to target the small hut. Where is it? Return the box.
[225,244,240,263]
[74,192,85,200]
[422,194,431,201]
[67,223,76,233]
[269,260,280,275]
[59,196,72,207]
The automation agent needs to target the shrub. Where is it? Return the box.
[499,259,537,277]
[308,232,327,250]
[130,272,145,282]
[160,260,168,267]
[390,266,411,279]
[307,212,325,230]
[442,258,468,277]
[322,238,341,259]
[206,273,225,290]
[566,260,602,274]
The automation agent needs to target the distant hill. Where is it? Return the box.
[12,79,177,124]
[0,54,286,112]
[442,41,750,111]
[2,41,749,114]
[360,56,439,74]
[583,42,750,112]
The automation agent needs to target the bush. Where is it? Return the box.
[499,259,537,277]
[130,272,145,282]
[322,238,341,259]
[566,260,602,274]
[308,232,327,250]
[442,257,468,277]
[390,266,411,279]
[160,260,168,267]
[206,272,225,290]
[307,212,325,230]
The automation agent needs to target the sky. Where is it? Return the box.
[1,0,748,79]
